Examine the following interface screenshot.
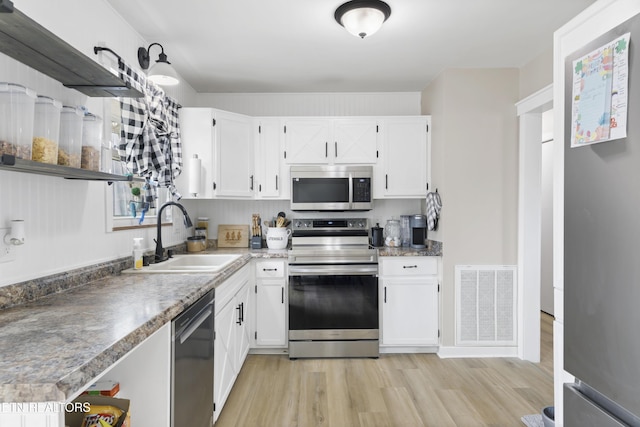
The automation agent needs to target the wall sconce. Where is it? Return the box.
[137,43,180,86]
[4,220,25,246]
[335,0,392,39]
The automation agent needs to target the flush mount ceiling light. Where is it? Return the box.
[334,0,391,39]
[137,43,179,86]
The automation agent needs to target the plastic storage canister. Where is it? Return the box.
[197,217,209,238]
[400,215,411,247]
[82,113,103,171]
[58,106,83,167]
[32,95,62,164]
[0,83,35,159]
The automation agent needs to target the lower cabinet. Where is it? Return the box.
[379,257,440,351]
[214,264,251,421]
[253,260,287,348]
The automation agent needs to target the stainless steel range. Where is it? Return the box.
[288,218,379,358]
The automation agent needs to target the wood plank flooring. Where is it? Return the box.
[215,313,554,427]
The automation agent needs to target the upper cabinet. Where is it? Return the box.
[176,108,254,199]
[283,118,378,165]
[255,118,289,199]
[374,117,430,199]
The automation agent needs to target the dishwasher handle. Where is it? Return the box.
[178,306,213,345]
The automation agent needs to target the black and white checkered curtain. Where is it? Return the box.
[117,60,183,205]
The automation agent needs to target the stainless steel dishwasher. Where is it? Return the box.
[172,289,215,427]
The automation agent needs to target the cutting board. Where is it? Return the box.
[217,224,249,248]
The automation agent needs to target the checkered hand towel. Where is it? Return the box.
[425,191,442,231]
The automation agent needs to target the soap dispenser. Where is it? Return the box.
[133,238,144,270]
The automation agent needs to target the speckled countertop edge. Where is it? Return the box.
[376,239,442,257]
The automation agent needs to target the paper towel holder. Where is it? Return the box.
[188,154,202,197]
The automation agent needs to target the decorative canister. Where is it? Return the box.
[186,235,207,252]
[384,218,401,247]
[265,227,291,249]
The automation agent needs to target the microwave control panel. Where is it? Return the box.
[352,178,371,203]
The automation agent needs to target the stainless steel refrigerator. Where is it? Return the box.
[564,12,640,427]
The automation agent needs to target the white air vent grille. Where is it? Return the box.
[456,265,517,346]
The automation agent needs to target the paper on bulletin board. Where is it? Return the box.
[571,33,630,147]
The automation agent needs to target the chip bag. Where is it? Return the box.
[80,405,123,427]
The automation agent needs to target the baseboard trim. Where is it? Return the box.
[438,346,519,358]
[380,346,439,354]
[249,347,289,355]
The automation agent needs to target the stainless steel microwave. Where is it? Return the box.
[290,165,373,211]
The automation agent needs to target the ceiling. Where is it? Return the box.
[105,0,596,93]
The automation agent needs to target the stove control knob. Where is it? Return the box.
[357,220,366,229]
[294,221,302,228]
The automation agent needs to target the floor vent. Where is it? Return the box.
[455,265,517,346]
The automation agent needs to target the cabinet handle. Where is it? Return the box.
[385,174,388,189]
[335,142,337,157]
[384,286,387,303]
[263,268,278,271]
[403,265,418,269]
[325,142,328,158]
[275,175,278,191]
[213,182,217,190]
[281,287,284,304]
[250,175,254,190]
[241,302,244,324]
[236,304,242,325]
[259,184,262,192]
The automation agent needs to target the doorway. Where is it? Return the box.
[540,109,554,316]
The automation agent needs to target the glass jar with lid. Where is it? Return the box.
[0,83,36,159]
[32,95,62,164]
[384,218,401,247]
[58,106,83,167]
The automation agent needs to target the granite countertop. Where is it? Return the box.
[0,243,433,403]
[0,249,288,403]
[376,240,442,257]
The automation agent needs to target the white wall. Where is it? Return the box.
[194,92,421,116]
[0,0,197,287]
[421,68,520,348]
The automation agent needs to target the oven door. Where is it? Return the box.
[288,264,379,340]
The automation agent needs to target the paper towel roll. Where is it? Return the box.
[188,154,201,196]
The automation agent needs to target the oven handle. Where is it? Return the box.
[289,264,378,276]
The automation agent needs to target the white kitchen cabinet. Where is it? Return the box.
[253,260,287,347]
[379,257,439,351]
[374,116,430,198]
[214,264,251,421]
[176,108,254,199]
[284,118,378,165]
[255,118,289,199]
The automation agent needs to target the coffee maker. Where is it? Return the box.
[409,214,427,248]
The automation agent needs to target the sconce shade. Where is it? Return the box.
[335,0,391,39]
[138,43,179,86]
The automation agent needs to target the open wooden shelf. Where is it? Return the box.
[0,3,143,98]
[0,154,133,183]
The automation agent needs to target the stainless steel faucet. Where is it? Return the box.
[155,201,193,263]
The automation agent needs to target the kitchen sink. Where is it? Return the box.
[123,254,242,274]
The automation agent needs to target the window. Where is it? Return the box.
[105,99,171,231]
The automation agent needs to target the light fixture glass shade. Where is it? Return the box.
[147,61,179,86]
[340,7,385,38]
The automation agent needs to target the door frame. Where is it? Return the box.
[516,84,553,362]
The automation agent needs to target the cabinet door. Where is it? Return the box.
[284,119,331,164]
[255,279,287,346]
[214,299,237,421]
[381,276,439,346]
[214,110,254,197]
[332,118,378,164]
[176,108,215,198]
[235,281,252,367]
[376,117,430,198]
[255,118,288,199]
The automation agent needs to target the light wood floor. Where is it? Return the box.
[216,313,554,427]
